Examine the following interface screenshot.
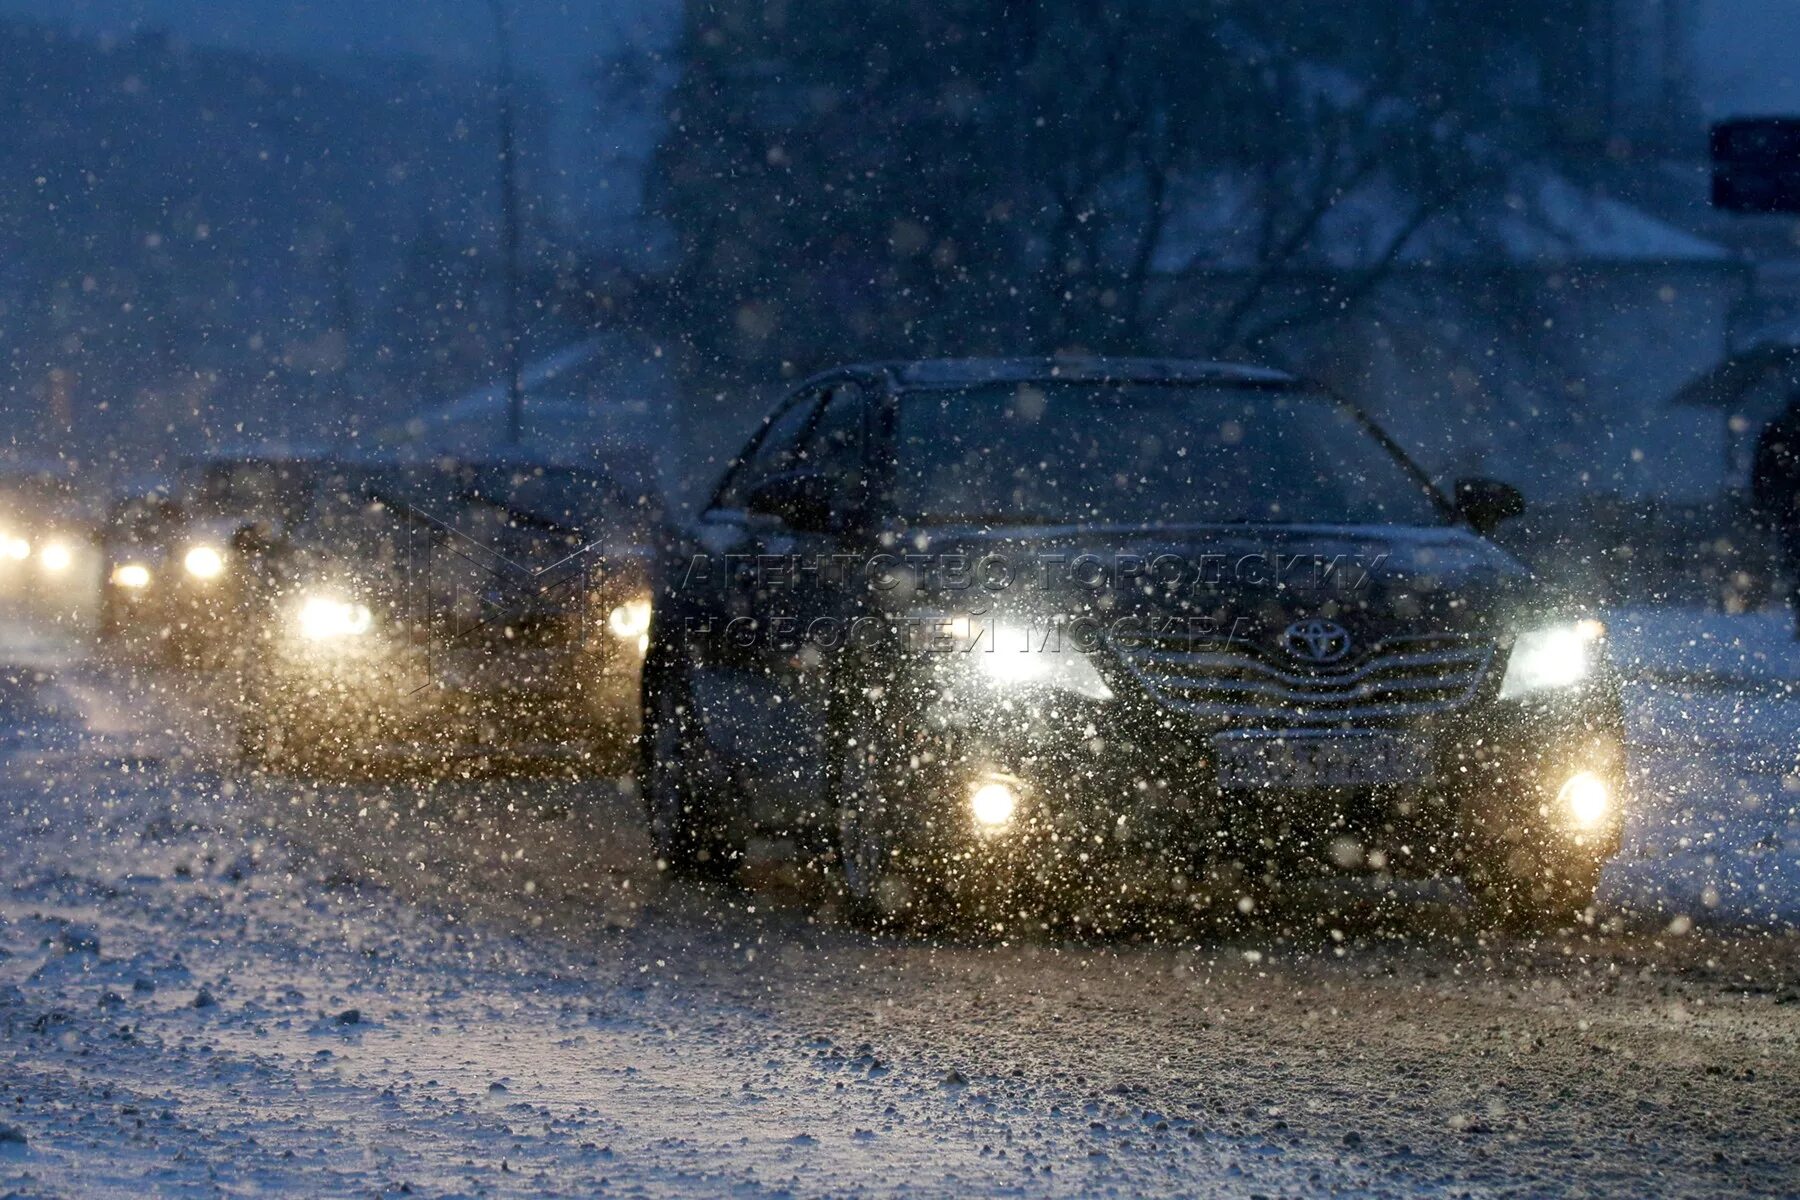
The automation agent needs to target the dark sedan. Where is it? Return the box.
[642,358,1626,932]
[237,455,659,772]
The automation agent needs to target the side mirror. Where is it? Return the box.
[745,471,840,534]
[1453,477,1526,535]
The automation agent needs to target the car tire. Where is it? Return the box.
[831,714,1020,936]
[639,652,738,881]
[235,710,272,764]
[1466,846,1603,933]
[235,692,306,770]
[834,720,932,928]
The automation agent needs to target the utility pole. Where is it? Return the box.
[486,0,525,444]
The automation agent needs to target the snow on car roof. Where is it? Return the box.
[875,357,1297,387]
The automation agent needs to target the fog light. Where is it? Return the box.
[969,780,1018,829]
[112,563,151,589]
[1558,770,1611,829]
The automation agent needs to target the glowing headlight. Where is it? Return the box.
[1499,619,1606,700]
[1557,770,1612,829]
[607,598,652,640]
[39,542,72,573]
[1,536,29,561]
[112,562,151,589]
[183,545,226,580]
[969,778,1019,829]
[971,632,1114,701]
[919,612,1115,701]
[296,594,373,640]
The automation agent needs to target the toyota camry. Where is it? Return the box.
[642,359,1627,932]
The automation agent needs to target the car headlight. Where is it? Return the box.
[183,545,226,580]
[39,541,73,573]
[295,593,374,640]
[926,613,1115,702]
[1,535,29,561]
[607,598,652,640]
[112,562,152,589]
[968,774,1022,831]
[1499,618,1606,700]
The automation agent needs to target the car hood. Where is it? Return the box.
[898,522,1535,647]
[182,516,260,544]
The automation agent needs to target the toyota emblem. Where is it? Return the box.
[1281,619,1352,664]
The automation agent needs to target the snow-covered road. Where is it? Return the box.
[3,635,1799,1197]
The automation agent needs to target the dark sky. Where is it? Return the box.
[0,0,654,79]
[1695,0,1800,115]
[0,0,1792,219]
[0,0,1790,114]
[0,0,678,230]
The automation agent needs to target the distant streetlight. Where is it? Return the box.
[485,0,526,444]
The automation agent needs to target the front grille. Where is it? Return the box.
[459,608,581,649]
[1107,629,1494,724]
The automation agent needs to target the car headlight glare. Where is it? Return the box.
[39,542,73,573]
[183,545,226,580]
[1557,770,1612,829]
[926,613,1115,702]
[112,562,152,589]
[296,594,374,640]
[1499,619,1605,700]
[2,535,29,561]
[976,642,1113,700]
[969,778,1019,829]
[607,598,652,641]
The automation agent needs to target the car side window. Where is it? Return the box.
[714,392,821,510]
[797,382,867,508]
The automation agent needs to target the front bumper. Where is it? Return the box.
[891,675,1627,888]
[249,633,644,756]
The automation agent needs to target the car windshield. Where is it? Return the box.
[300,462,634,563]
[107,496,181,543]
[895,381,1447,527]
[399,464,630,539]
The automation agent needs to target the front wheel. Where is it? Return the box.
[832,719,1022,935]
[836,724,930,925]
[640,657,737,881]
[1466,846,1603,933]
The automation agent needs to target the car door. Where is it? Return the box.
[683,389,824,820]
[747,377,874,828]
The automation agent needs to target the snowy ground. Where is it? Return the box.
[2,610,1800,1197]
[1602,607,1800,925]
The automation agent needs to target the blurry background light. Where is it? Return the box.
[969,779,1018,828]
[607,597,652,640]
[297,594,373,640]
[38,542,73,573]
[183,545,225,579]
[112,563,151,589]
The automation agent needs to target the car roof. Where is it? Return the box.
[179,447,331,470]
[372,446,620,481]
[847,357,1297,388]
